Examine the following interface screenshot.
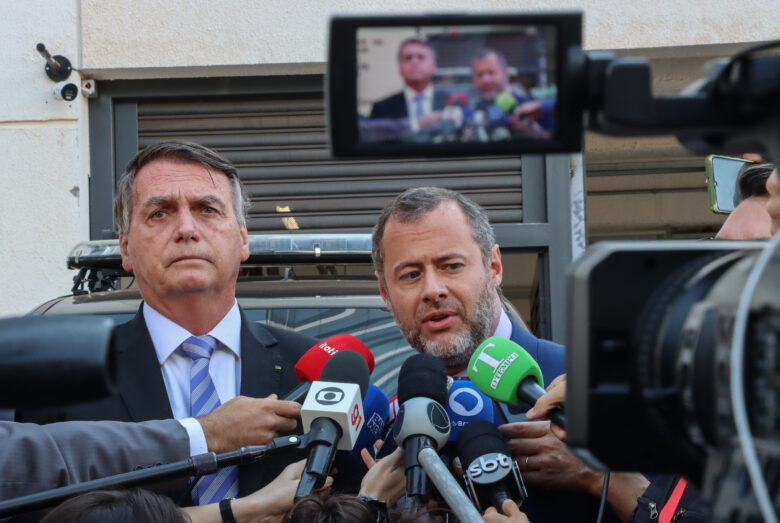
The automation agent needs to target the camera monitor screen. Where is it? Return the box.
[328,13,582,157]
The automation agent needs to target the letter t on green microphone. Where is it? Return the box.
[468,337,566,429]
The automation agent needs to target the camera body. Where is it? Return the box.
[52,81,79,101]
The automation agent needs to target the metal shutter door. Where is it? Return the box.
[137,93,524,233]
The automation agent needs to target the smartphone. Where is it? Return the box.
[705,154,753,214]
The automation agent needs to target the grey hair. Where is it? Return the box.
[113,141,250,235]
[372,187,496,284]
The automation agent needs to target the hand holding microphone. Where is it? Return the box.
[526,374,567,441]
[296,350,370,499]
[468,336,566,429]
[457,420,528,515]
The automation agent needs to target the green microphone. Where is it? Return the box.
[468,337,566,428]
[494,91,518,114]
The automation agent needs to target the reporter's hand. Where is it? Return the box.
[499,420,601,493]
[359,446,406,504]
[199,394,301,453]
[234,459,333,523]
[483,500,530,522]
[525,374,566,441]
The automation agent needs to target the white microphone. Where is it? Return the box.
[295,350,369,498]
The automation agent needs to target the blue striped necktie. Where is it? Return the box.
[180,335,239,505]
[414,92,425,119]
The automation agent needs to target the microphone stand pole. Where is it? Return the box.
[417,446,483,523]
[0,434,304,517]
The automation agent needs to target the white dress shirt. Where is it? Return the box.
[143,300,243,456]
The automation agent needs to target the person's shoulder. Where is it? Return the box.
[508,320,565,384]
[369,91,405,118]
[247,321,315,359]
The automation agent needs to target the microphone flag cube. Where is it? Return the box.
[302,381,364,450]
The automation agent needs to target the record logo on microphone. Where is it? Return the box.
[427,402,450,435]
[314,386,345,405]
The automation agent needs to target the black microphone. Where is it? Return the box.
[457,420,528,515]
[0,316,116,408]
[392,353,450,503]
[295,350,370,499]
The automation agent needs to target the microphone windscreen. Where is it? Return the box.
[397,353,447,406]
[294,334,375,383]
[446,92,470,106]
[445,380,494,442]
[456,419,510,468]
[467,337,543,407]
[351,384,389,455]
[495,91,518,114]
[319,349,370,400]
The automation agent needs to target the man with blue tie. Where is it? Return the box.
[18,141,313,512]
[369,38,449,132]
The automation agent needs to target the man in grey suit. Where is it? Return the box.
[0,419,189,500]
[19,142,313,511]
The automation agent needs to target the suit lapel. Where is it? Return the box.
[237,309,284,496]
[239,309,282,399]
[114,307,174,422]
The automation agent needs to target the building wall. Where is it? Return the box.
[0,0,89,316]
[1,0,777,316]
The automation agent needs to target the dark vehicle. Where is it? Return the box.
[33,233,530,398]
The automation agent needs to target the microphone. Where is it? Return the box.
[330,384,390,490]
[445,379,495,443]
[495,91,518,114]
[392,353,450,503]
[296,350,370,498]
[468,337,566,428]
[285,334,375,402]
[0,316,116,407]
[457,420,528,514]
[352,384,389,455]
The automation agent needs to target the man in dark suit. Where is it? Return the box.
[370,187,633,522]
[19,142,313,511]
[369,38,449,133]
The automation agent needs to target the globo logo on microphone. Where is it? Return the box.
[467,452,513,484]
[314,387,345,405]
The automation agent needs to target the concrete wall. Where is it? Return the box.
[0,0,89,316]
[1,0,777,316]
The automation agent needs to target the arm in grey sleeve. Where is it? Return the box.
[0,419,190,500]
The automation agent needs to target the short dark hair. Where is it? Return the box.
[735,163,775,205]
[471,48,509,70]
[397,38,435,62]
[372,187,495,284]
[113,141,250,235]
[41,489,189,523]
[284,494,376,523]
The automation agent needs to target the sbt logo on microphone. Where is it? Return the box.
[467,452,513,484]
[301,381,364,450]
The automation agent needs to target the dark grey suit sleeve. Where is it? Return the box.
[0,419,189,500]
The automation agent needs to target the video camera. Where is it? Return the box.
[327,13,780,521]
